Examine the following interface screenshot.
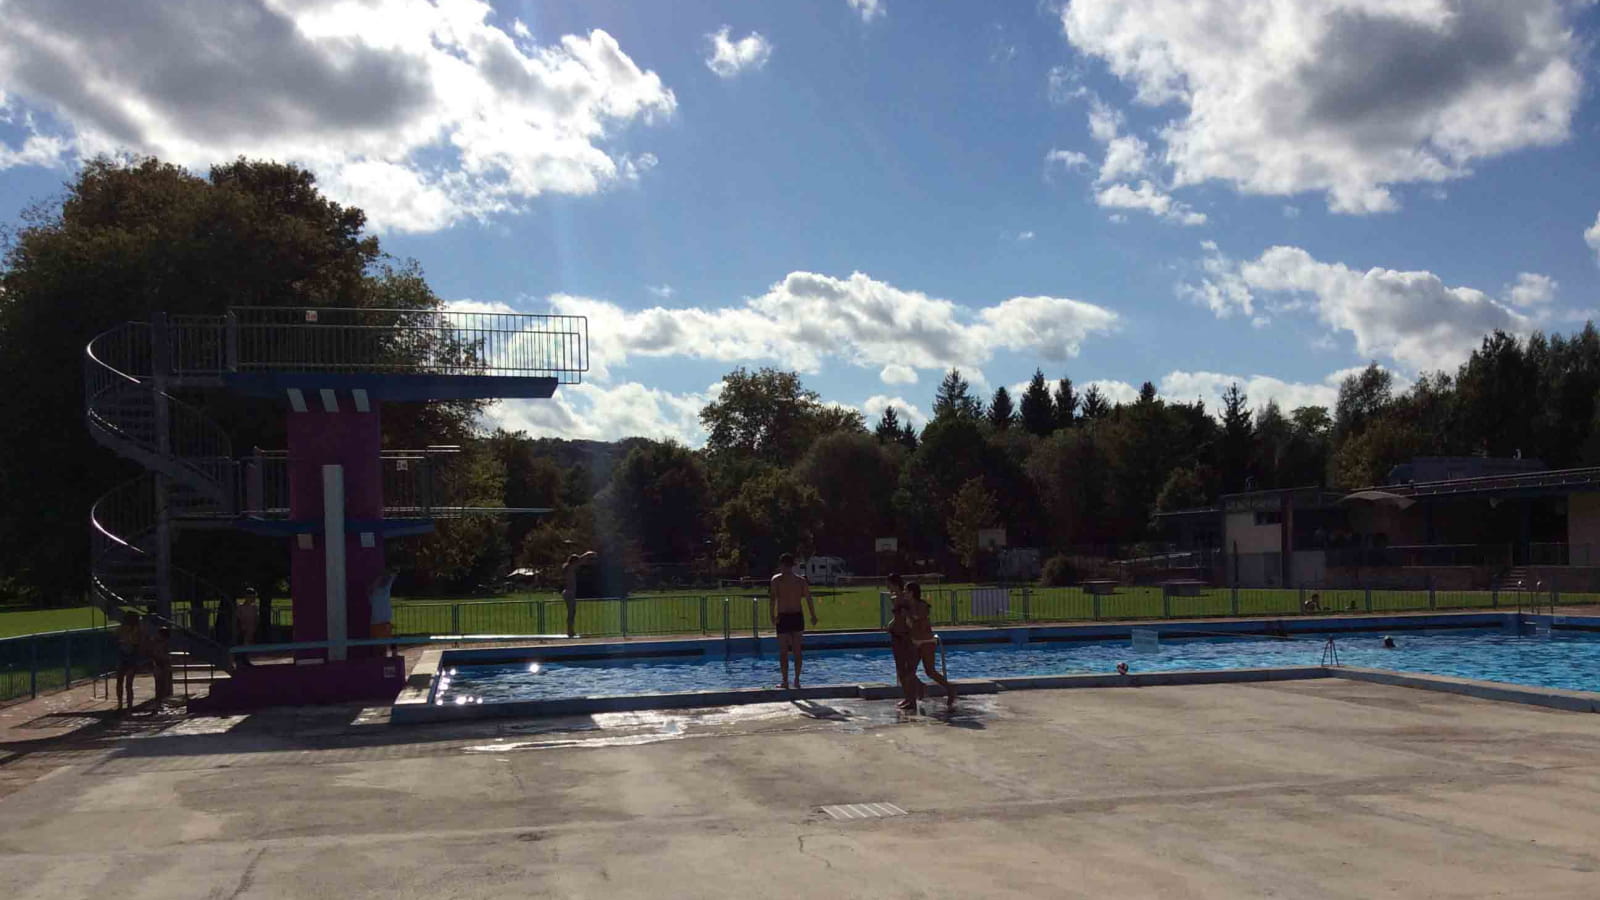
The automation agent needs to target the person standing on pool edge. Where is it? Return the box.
[563,549,598,638]
[770,552,818,689]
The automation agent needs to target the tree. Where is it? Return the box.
[1053,377,1078,430]
[947,477,999,571]
[598,440,712,569]
[699,367,857,470]
[0,156,443,604]
[899,420,919,450]
[1080,384,1111,420]
[1455,330,1536,457]
[795,431,900,556]
[401,442,509,592]
[874,407,903,443]
[1333,364,1394,444]
[932,368,984,422]
[1156,466,1209,512]
[1019,369,1056,436]
[716,470,824,574]
[987,386,1016,431]
[1026,427,1111,548]
[1219,383,1253,493]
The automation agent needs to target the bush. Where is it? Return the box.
[1040,554,1078,587]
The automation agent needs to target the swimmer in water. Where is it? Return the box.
[1382,636,1396,649]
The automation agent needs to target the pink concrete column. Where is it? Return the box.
[288,400,384,658]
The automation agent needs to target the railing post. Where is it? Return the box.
[64,632,72,691]
[1491,586,1499,609]
[450,602,460,635]
[1364,587,1372,613]
[751,597,759,643]
[620,597,629,638]
[1093,591,1102,620]
[700,596,708,635]
[30,634,38,699]
[1162,586,1172,618]
[537,600,546,635]
[950,589,958,626]
[1230,586,1239,616]
[723,598,731,641]
[225,311,239,372]
[1428,576,1436,610]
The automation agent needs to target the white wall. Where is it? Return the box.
[1226,512,1282,554]
[1569,493,1600,551]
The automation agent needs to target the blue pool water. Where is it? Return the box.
[433,628,1600,705]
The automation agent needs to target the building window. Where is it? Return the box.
[1255,511,1283,526]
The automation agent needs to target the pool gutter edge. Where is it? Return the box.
[1332,667,1600,713]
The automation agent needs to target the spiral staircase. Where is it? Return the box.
[85,319,237,671]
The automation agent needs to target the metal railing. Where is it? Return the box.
[227,307,587,381]
[238,447,469,518]
[0,626,116,704]
[229,582,1600,642]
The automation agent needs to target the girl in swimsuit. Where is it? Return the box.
[906,582,956,710]
[885,574,922,709]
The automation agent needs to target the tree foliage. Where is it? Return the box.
[1019,369,1056,436]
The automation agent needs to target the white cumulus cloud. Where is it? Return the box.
[484,382,708,445]
[1586,212,1600,266]
[847,0,886,23]
[1186,245,1528,372]
[862,395,927,430]
[0,0,676,233]
[1095,181,1206,226]
[1059,0,1581,214]
[549,271,1119,385]
[879,363,918,385]
[1507,272,1557,307]
[705,27,772,78]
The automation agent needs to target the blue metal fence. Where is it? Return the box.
[0,627,118,704]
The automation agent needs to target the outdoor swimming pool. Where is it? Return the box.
[432,625,1600,705]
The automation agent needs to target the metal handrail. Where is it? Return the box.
[226,307,588,381]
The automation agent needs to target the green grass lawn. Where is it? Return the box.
[0,606,109,639]
[3,583,1581,643]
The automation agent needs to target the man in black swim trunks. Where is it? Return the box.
[770,552,818,689]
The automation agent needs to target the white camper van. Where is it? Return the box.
[799,556,849,586]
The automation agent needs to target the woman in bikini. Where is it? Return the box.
[885,574,923,709]
[906,582,956,710]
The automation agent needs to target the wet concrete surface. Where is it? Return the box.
[3,681,1600,898]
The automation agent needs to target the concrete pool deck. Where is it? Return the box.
[5,680,1600,897]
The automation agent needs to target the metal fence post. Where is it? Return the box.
[450,602,461,635]
[751,597,759,642]
[1298,587,1306,614]
[1428,576,1436,610]
[620,598,629,638]
[1021,587,1031,623]
[879,592,888,630]
[64,632,72,690]
[723,598,731,640]
[1230,586,1239,616]
[536,600,546,635]
[1093,591,1102,620]
[1162,586,1172,618]
[29,634,38,699]
[700,596,709,634]
[1491,587,1499,608]
[950,589,959,626]
[1364,587,1372,613]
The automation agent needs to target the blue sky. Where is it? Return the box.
[3,0,1599,443]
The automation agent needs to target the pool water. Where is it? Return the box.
[433,628,1600,705]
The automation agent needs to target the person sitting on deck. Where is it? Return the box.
[906,582,956,710]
